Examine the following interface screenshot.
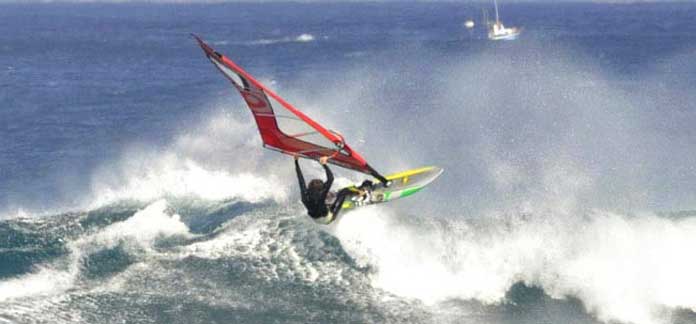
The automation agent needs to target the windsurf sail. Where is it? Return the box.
[192,34,388,183]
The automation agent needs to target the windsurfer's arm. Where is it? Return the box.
[295,158,308,200]
[322,164,334,190]
[319,157,334,190]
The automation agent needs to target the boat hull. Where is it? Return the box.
[488,31,520,40]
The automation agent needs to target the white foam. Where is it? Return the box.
[89,157,286,208]
[547,212,696,324]
[175,213,356,286]
[249,33,317,46]
[87,110,289,208]
[0,268,74,302]
[180,216,270,260]
[0,200,190,302]
[73,199,190,252]
[295,33,315,42]
[334,207,696,324]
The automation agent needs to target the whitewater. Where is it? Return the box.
[2,3,696,324]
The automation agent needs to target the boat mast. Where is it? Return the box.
[493,0,500,24]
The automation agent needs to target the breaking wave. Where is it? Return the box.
[334,207,696,324]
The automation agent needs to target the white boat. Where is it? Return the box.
[486,0,521,41]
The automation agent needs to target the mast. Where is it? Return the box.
[494,0,500,24]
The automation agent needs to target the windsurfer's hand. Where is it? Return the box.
[293,153,299,161]
[319,156,329,165]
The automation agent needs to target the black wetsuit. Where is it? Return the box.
[295,160,355,219]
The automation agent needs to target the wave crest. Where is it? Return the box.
[334,207,696,324]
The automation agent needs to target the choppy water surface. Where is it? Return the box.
[2,3,696,324]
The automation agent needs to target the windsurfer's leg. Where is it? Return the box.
[330,188,355,218]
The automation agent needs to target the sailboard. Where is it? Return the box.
[192,34,388,183]
[340,166,444,211]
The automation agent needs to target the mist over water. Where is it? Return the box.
[2,3,696,324]
[287,40,696,215]
[314,41,696,324]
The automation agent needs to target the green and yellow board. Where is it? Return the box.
[340,166,444,210]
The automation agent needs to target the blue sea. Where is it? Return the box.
[2,2,696,324]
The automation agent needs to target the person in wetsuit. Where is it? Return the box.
[294,155,372,224]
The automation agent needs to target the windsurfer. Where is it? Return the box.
[294,155,373,224]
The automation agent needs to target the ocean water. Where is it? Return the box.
[2,2,696,324]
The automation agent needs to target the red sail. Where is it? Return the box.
[193,35,384,178]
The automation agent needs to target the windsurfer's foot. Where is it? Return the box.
[352,180,375,204]
[357,190,371,203]
[359,180,374,190]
